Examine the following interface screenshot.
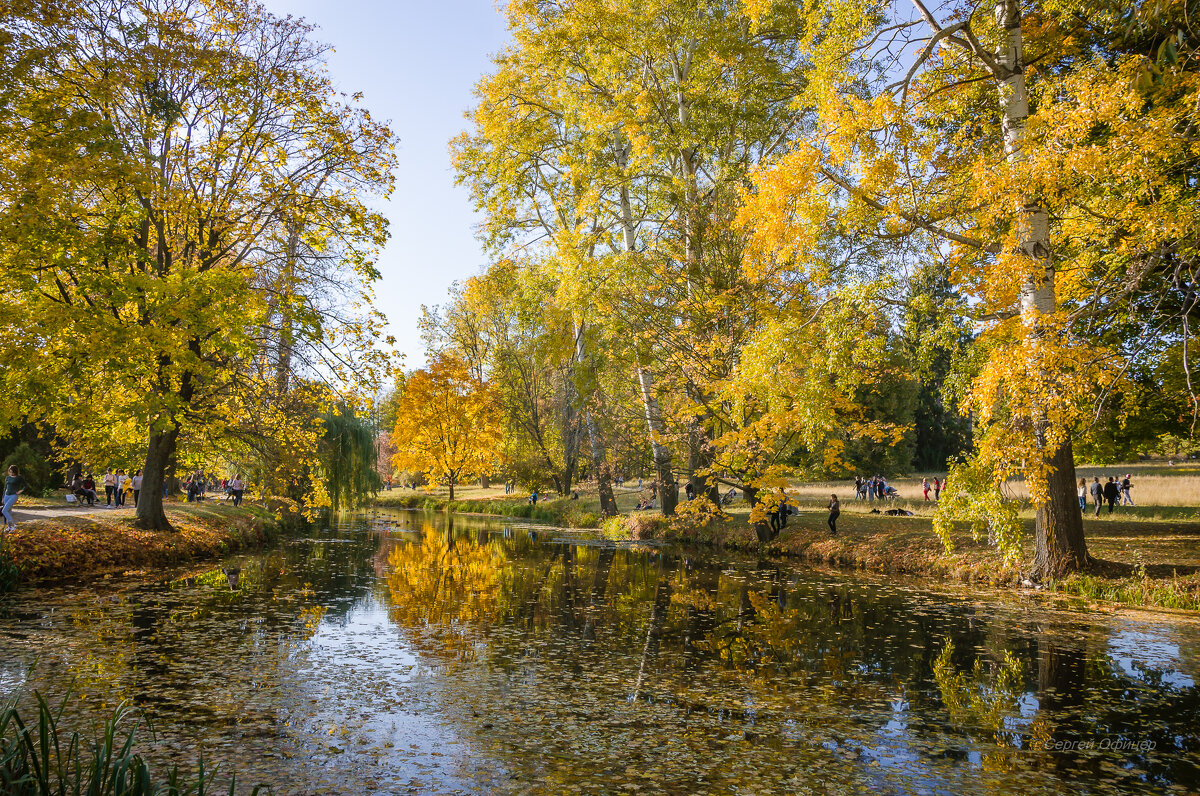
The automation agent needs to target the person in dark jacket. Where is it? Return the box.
[1090,477,1104,517]
[827,494,840,535]
[1102,477,1120,514]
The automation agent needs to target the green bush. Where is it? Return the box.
[1,444,56,497]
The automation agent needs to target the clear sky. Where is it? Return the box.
[262,0,511,369]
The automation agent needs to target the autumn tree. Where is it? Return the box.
[422,267,588,495]
[455,0,829,515]
[392,355,503,501]
[740,0,1200,576]
[0,0,395,528]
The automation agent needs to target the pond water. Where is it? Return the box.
[0,509,1198,794]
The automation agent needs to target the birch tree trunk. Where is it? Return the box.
[619,147,677,515]
[995,0,1089,578]
[670,51,719,505]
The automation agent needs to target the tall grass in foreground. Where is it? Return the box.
[0,693,268,795]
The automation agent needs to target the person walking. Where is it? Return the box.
[933,477,941,501]
[2,465,25,531]
[1077,478,1087,512]
[1121,474,1135,506]
[131,470,143,507]
[229,473,245,507]
[114,469,127,506]
[103,469,116,507]
[1090,477,1104,516]
[1103,477,1120,514]
[827,493,840,536]
[777,487,789,529]
[922,478,931,501]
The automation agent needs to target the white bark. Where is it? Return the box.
[995,0,1054,321]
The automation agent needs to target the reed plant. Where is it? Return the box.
[0,692,267,795]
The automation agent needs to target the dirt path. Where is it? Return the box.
[10,503,136,524]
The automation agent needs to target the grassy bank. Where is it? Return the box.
[610,505,1200,612]
[374,478,1200,611]
[2,503,300,584]
[373,489,603,528]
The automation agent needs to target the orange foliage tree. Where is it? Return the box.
[391,355,503,500]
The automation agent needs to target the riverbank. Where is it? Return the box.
[1,503,301,584]
[373,489,602,528]
[610,507,1200,612]
[372,484,1200,612]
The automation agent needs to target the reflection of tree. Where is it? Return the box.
[1028,632,1096,779]
[385,522,508,657]
[932,637,1025,773]
[630,575,672,702]
[12,529,379,770]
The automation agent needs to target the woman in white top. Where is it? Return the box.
[114,469,127,506]
[1077,478,1087,512]
[103,469,116,507]
[131,470,143,508]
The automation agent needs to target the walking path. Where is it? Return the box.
[11,503,136,524]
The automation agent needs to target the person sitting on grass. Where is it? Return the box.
[528,489,538,506]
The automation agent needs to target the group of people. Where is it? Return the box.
[920,477,944,501]
[67,468,143,508]
[1081,474,1135,515]
[855,475,900,501]
[185,472,246,506]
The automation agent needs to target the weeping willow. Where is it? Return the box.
[321,404,379,512]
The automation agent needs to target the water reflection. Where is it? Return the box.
[0,510,1196,794]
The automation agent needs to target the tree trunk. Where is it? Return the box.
[687,425,720,504]
[617,141,678,516]
[1031,439,1089,579]
[137,425,179,532]
[480,474,490,489]
[448,477,455,501]
[585,409,619,516]
[742,485,775,543]
[638,365,678,516]
[575,324,619,517]
[996,0,1088,577]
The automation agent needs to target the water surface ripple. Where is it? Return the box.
[0,509,1197,794]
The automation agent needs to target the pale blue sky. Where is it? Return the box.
[262,0,510,368]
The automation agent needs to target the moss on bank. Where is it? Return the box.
[3,503,305,584]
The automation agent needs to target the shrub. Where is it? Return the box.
[1,444,56,497]
[0,692,268,794]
